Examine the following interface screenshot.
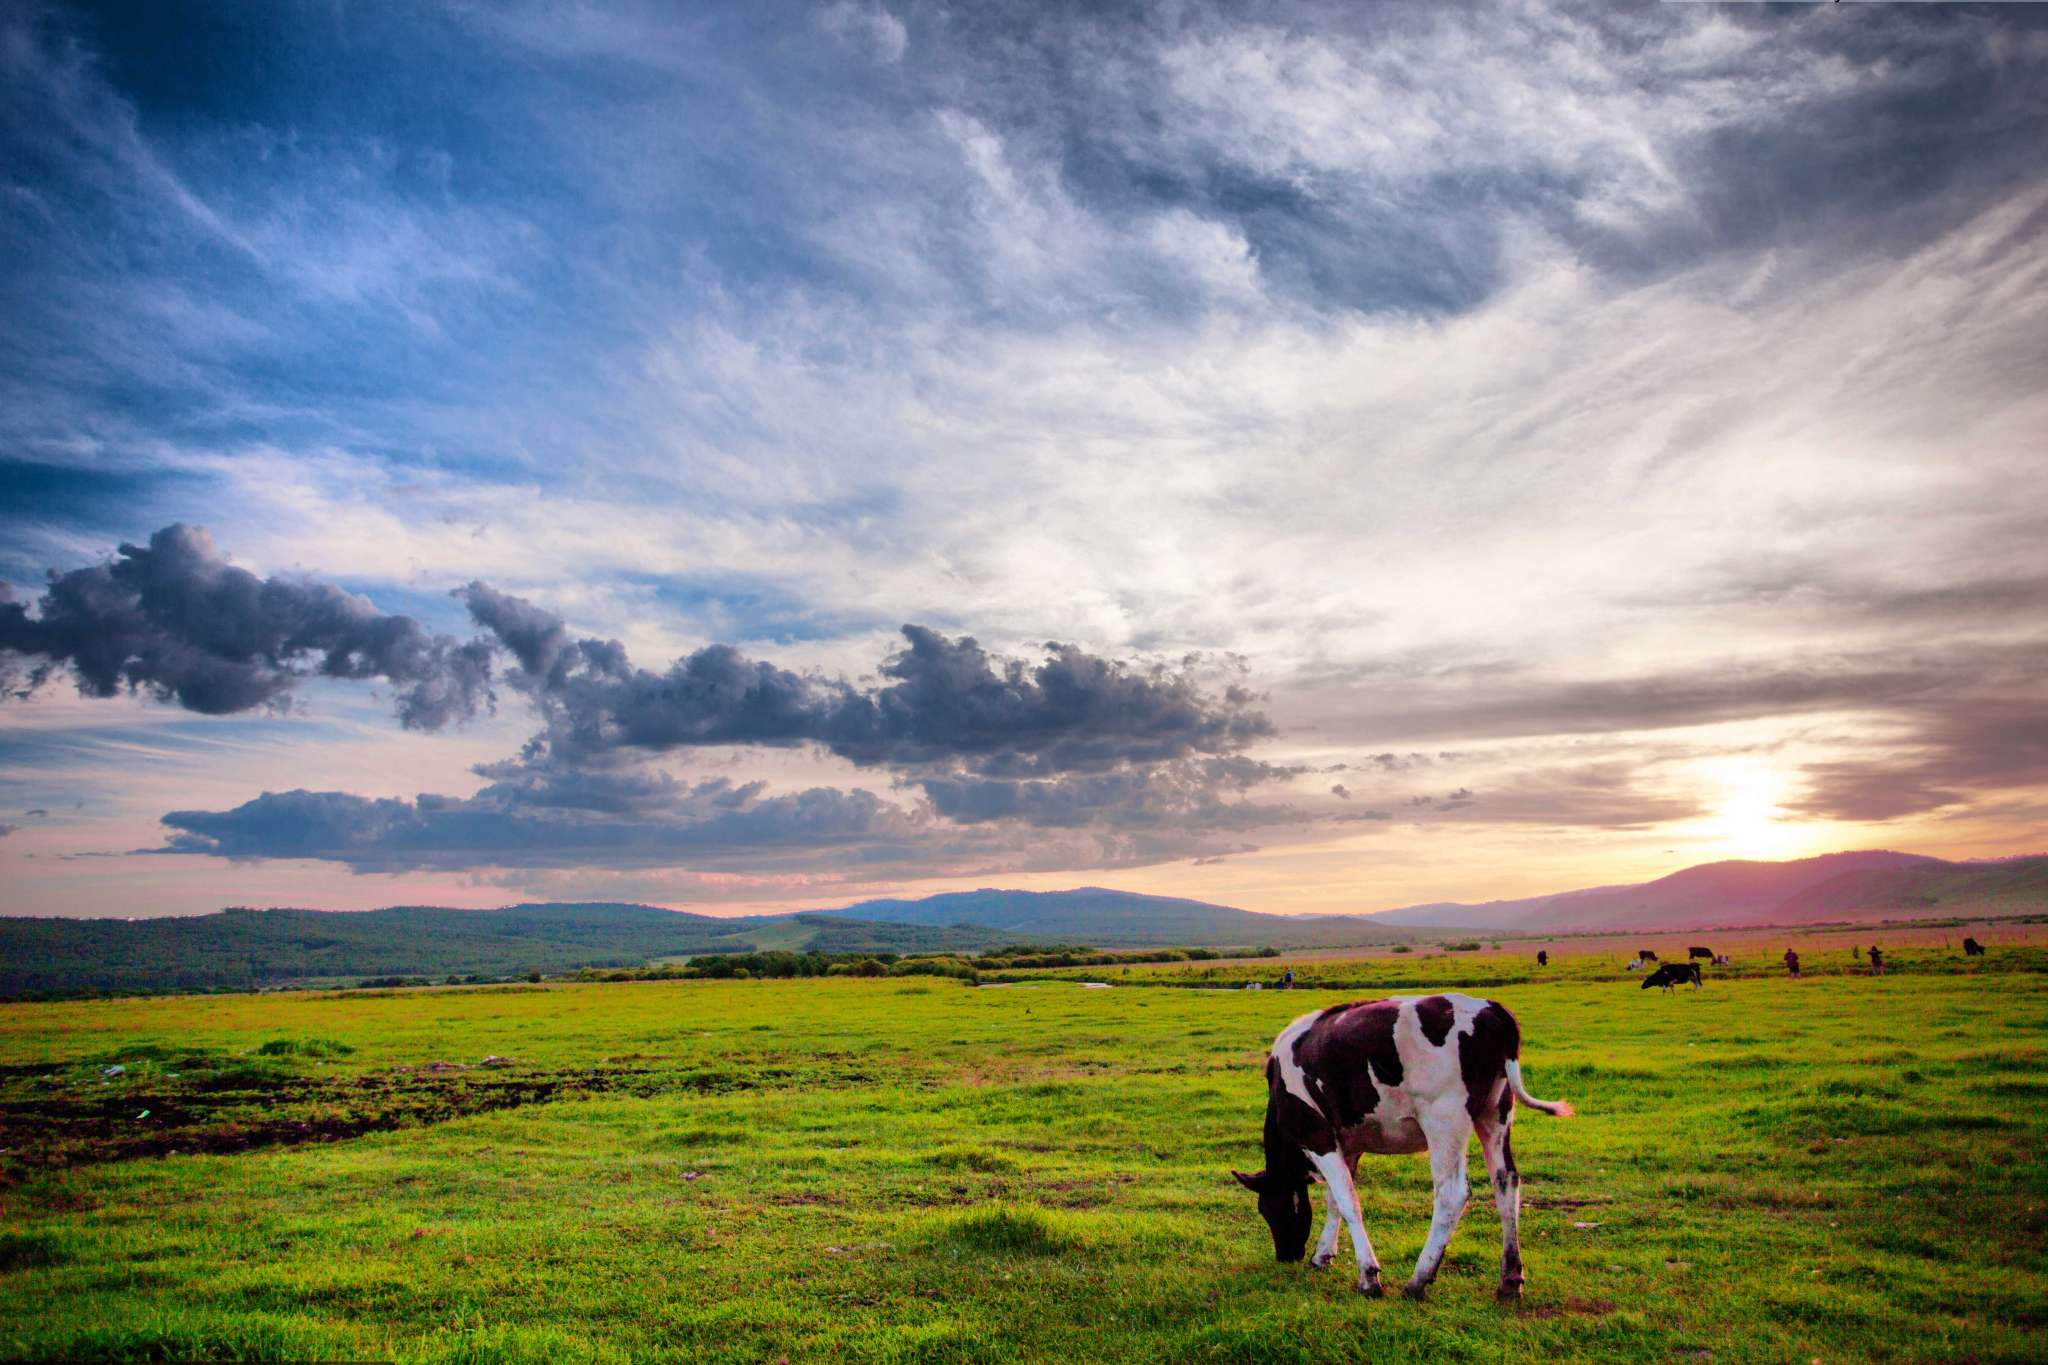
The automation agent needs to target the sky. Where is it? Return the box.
[2,0,2045,921]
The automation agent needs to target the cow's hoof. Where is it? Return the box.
[1496,1278,1524,1302]
[1310,1251,1335,1269]
[1400,1281,1428,1302]
[1357,1273,1384,1297]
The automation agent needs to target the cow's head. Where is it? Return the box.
[1232,1168,1312,1262]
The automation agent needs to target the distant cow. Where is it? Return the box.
[1711,954,1731,967]
[1637,949,1659,962]
[1963,938,1985,957]
[1688,946,1714,960]
[1236,994,1574,1301]
[1536,950,1549,967]
[1641,962,1702,992]
[1626,959,1645,971]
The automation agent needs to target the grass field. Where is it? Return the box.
[990,920,2048,990]
[2,963,2044,1362]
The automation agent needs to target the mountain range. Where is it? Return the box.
[0,888,1410,997]
[3,849,2041,996]
[805,887,1412,948]
[1366,850,2048,933]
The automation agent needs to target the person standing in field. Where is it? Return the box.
[1283,967,1294,989]
[1868,945,1884,976]
[1537,950,1549,967]
[1783,948,1800,979]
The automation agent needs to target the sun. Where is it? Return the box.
[1709,761,1800,861]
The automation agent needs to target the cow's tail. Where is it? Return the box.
[1505,1060,1575,1118]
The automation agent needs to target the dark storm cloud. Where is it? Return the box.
[459,588,1271,774]
[146,577,1294,874]
[1,525,495,727]
[0,824,17,839]
[153,769,1265,876]
[457,581,579,689]
[157,778,921,874]
[826,625,1273,773]
[915,755,1291,830]
[6,530,1269,782]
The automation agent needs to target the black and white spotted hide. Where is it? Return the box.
[1234,994,1575,1302]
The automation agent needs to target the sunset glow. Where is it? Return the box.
[2,3,2045,920]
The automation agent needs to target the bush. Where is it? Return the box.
[1391,944,1413,954]
[1443,941,1483,952]
[889,958,975,980]
[254,1037,354,1058]
[941,1206,1076,1256]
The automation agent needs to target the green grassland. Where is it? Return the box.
[1,968,2043,1362]
[995,940,2048,990]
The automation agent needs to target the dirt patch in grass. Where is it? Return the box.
[1521,1297,1617,1319]
[0,1059,873,1182]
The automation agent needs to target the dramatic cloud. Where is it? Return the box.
[158,778,922,874]
[2,525,494,728]
[916,756,1290,830]
[5,3,2047,915]
[1292,642,2047,746]
[459,586,1272,776]
[155,764,1276,876]
[1789,702,2048,824]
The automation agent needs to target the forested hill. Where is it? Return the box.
[0,903,701,997]
[0,903,996,998]
[0,888,1419,997]
[806,887,1416,948]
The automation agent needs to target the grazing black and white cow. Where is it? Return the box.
[1963,937,1985,957]
[1641,962,1702,992]
[1637,948,1659,963]
[1687,946,1714,961]
[1234,994,1574,1301]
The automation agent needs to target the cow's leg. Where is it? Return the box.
[1402,1103,1474,1299]
[1306,1149,1384,1295]
[1310,1179,1343,1268]
[1477,1099,1523,1300]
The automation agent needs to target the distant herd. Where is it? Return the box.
[1600,935,1992,988]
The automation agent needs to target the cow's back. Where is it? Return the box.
[1272,994,1521,1130]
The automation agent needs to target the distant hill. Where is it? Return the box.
[804,887,1417,949]
[13,849,2032,996]
[0,902,1004,998]
[1370,851,2048,933]
[0,887,1421,997]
